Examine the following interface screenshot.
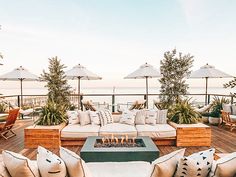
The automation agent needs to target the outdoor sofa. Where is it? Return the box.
[60,109,177,146]
[1,146,236,177]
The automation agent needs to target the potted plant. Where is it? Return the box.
[168,98,201,124]
[200,112,210,123]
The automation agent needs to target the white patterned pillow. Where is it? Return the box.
[98,109,113,126]
[175,148,215,177]
[79,111,91,126]
[67,110,79,124]
[135,110,146,125]
[151,148,186,177]
[89,111,100,125]
[2,150,40,177]
[60,147,93,177]
[37,146,66,177]
[120,110,136,125]
[157,109,168,124]
[146,110,157,125]
[210,152,236,177]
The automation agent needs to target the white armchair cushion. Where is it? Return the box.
[37,146,66,177]
[174,148,215,177]
[60,147,93,177]
[151,148,185,177]
[120,110,136,125]
[210,152,236,177]
[67,110,80,125]
[79,111,91,126]
[2,150,40,177]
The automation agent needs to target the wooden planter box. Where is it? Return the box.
[24,123,66,149]
[169,122,211,147]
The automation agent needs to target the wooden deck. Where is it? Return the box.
[0,119,236,160]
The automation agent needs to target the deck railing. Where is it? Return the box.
[0,93,234,112]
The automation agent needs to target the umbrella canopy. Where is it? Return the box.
[124,62,161,108]
[65,64,102,109]
[190,63,232,105]
[0,66,39,107]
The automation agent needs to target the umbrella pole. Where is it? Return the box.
[145,76,148,108]
[20,79,23,108]
[78,77,81,110]
[205,77,208,105]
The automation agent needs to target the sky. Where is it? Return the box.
[0,0,236,91]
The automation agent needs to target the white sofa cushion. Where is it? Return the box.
[151,148,185,177]
[98,109,113,126]
[87,161,153,177]
[146,110,157,125]
[135,110,146,125]
[61,124,100,138]
[112,114,122,123]
[210,152,236,177]
[136,124,176,138]
[79,111,91,126]
[37,146,66,177]
[60,147,93,177]
[67,110,80,125]
[2,150,40,177]
[89,111,100,125]
[99,123,137,137]
[120,109,136,125]
[175,148,215,177]
[157,109,168,124]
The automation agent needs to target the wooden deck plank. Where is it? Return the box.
[0,120,235,158]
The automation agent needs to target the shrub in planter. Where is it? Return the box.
[169,98,201,124]
[200,112,210,123]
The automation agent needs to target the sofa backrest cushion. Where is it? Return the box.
[157,109,168,124]
[67,110,80,125]
[210,152,236,177]
[89,111,100,125]
[79,111,91,126]
[135,110,146,125]
[2,150,40,177]
[37,146,66,177]
[151,148,185,177]
[174,148,215,177]
[98,109,113,126]
[145,110,157,125]
[119,109,136,125]
[60,147,93,177]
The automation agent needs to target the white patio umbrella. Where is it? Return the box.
[65,64,102,109]
[190,63,232,105]
[0,66,39,107]
[124,62,161,108]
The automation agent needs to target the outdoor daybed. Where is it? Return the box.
[1,146,236,177]
[60,109,177,146]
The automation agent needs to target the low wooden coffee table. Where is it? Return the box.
[80,136,159,162]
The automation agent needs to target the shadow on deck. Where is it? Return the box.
[0,119,235,160]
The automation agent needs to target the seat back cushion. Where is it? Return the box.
[98,109,113,126]
[67,110,80,125]
[60,147,93,177]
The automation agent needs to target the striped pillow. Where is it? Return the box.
[98,109,113,126]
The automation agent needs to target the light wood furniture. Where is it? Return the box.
[24,123,66,148]
[220,110,236,131]
[169,122,211,147]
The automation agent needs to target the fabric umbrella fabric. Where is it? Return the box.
[0,66,38,107]
[190,63,232,105]
[124,62,161,108]
[65,64,102,109]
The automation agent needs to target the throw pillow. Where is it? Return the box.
[151,148,186,177]
[79,111,91,126]
[135,110,146,125]
[157,109,168,124]
[37,146,66,177]
[2,150,40,177]
[119,109,136,125]
[98,109,113,126]
[67,110,80,125]
[210,152,236,177]
[146,110,157,125]
[89,111,100,125]
[175,148,215,177]
[60,147,93,177]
